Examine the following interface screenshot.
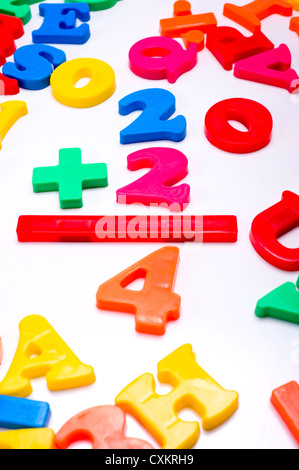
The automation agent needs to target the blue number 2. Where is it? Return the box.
[119,88,187,144]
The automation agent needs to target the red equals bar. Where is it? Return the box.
[17,215,238,243]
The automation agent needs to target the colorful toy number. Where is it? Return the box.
[119,88,187,144]
[117,147,190,211]
[129,36,198,84]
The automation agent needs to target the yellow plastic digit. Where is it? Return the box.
[0,315,96,397]
[116,344,239,449]
[0,101,28,150]
[0,429,55,449]
[50,58,116,108]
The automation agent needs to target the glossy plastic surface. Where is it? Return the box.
[0,395,51,429]
[0,428,55,449]
[271,381,299,444]
[0,14,23,65]
[0,73,19,94]
[0,100,27,150]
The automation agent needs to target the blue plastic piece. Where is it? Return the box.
[32,3,91,45]
[2,44,66,90]
[0,395,51,429]
[118,88,187,145]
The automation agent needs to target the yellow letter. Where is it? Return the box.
[116,344,239,449]
[50,58,116,108]
[0,101,28,150]
[0,315,96,397]
[0,429,54,449]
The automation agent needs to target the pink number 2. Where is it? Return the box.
[116,147,190,212]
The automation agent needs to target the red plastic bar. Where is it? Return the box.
[271,381,299,444]
[17,215,238,243]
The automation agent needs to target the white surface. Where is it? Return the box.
[0,0,299,450]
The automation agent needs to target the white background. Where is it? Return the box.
[0,0,299,450]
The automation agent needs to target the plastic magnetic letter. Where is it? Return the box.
[0,14,24,66]
[2,44,66,90]
[119,89,187,144]
[290,16,299,36]
[116,344,239,449]
[0,0,41,25]
[50,58,116,108]
[0,100,27,150]
[96,247,181,335]
[160,0,217,51]
[206,26,274,71]
[271,382,299,444]
[129,36,198,84]
[117,147,190,211]
[223,0,293,33]
[0,429,55,449]
[67,0,121,11]
[55,405,154,449]
[0,73,19,95]
[0,395,51,429]
[0,315,96,397]
[32,147,108,209]
[32,3,90,45]
[250,191,299,271]
[288,0,299,11]
[204,98,273,154]
[255,277,299,325]
[234,44,299,93]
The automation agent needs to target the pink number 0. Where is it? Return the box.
[116,147,190,212]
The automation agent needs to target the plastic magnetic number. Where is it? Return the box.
[129,36,198,84]
[2,44,66,90]
[250,191,299,271]
[0,73,19,95]
[119,89,187,144]
[234,44,299,93]
[96,247,181,336]
[0,315,96,397]
[0,100,28,150]
[68,0,121,11]
[204,98,273,154]
[0,395,51,429]
[206,26,274,71]
[55,406,153,449]
[255,277,299,325]
[50,58,116,108]
[0,14,24,66]
[0,429,55,449]
[223,0,293,33]
[271,382,299,444]
[160,0,217,51]
[117,147,190,211]
[32,3,90,45]
[116,344,239,449]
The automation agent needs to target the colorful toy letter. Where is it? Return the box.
[0,14,24,66]
[290,16,299,36]
[3,44,66,90]
[0,100,27,150]
[32,3,90,45]
[288,0,299,10]
[68,0,121,11]
[116,344,239,449]
[250,191,299,271]
[119,89,187,144]
[255,277,299,325]
[117,148,190,211]
[129,36,198,84]
[234,44,299,93]
[50,58,116,108]
[0,315,95,397]
[0,73,19,95]
[204,98,273,154]
[271,382,299,444]
[32,147,108,209]
[223,0,293,33]
[0,428,55,449]
[55,406,154,449]
[206,26,274,71]
[0,0,41,25]
[0,395,51,429]
[96,247,181,335]
[160,0,217,51]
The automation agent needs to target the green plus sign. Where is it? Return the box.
[32,148,108,209]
